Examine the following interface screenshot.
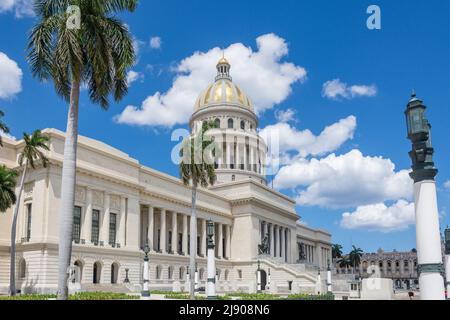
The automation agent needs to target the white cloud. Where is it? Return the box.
[274,149,412,208]
[0,129,16,140]
[126,70,143,86]
[340,200,415,232]
[0,52,23,99]
[260,115,356,159]
[115,33,307,127]
[322,78,377,100]
[150,36,162,49]
[444,180,450,189]
[0,0,33,17]
[274,108,296,123]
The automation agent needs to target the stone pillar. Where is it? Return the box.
[83,188,93,243]
[118,197,126,247]
[274,225,279,258]
[101,193,110,244]
[280,227,285,262]
[182,214,188,255]
[226,224,231,259]
[263,222,268,239]
[172,211,178,254]
[148,206,154,252]
[269,224,274,257]
[201,219,207,257]
[218,223,223,259]
[160,209,166,253]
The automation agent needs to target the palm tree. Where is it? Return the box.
[27,0,136,300]
[180,121,217,299]
[0,110,11,147]
[337,255,352,269]
[0,166,18,212]
[332,244,343,260]
[9,130,49,296]
[349,245,363,274]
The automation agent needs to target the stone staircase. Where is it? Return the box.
[80,283,134,294]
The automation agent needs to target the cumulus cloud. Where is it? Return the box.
[444,180,450,190]
[340,200,415,232]
[274,108,296,123]
[322,78,377,100]
[0,129,16,140]
[274,149,412,208]
[150,36,162,49]
[0,52,23,99]
[115,33,307,127]
[0,0,33,17]
[126,70,143,86]
[260,115,356,159]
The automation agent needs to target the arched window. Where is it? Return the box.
[156,265,162,280]
[199,268,205,280]
[19,259,26,279]
[168,266,174,280]
[179,267,185,280]
[217,269,221,281]
[228,118,234,129]
[214,118,221,128]
[74,260,83,283]
[111,263,119,284]
[93,262,102,284]
[240,120,245,130]
[231,175,235,181]
[225,270,229,281]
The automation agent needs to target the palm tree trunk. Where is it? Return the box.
[189,181,198,300]
[57,77,80,300]
[9,162,28,296]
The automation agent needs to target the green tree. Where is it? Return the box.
[0,166,17,212]
[0,110,11,147]
[337,255,352,269]
[332,244,343,260]
[349,245,363,274]
[180,121,217,299]
[10,130,49,296]
[27,0,137,300]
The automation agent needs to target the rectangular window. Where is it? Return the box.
[73,206,82,244]
[168,231,172,252]
[178,233,182,254]
[26,203,32,242]
[91,209,100,245]
[109,213,117,246]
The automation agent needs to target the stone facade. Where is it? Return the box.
[0,58,332,295]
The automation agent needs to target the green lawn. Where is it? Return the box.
[0,292,138,300]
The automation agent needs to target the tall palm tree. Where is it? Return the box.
[332,244,343,260]
[0,110,11,147]
[337,255,352,269]
[27,0,136,300]
[9,130,49,296]
[180,121,217,299]
[349,245,363,274]
[0,166,18,212]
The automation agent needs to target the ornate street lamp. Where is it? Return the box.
[141,244,150,298]
[256,259,262,293]
[316,268,321,295]
[326,260,332,293]
[405,92,445,300]
[445,227,450,299]
[124,268,130,283]
[206,220,217,300]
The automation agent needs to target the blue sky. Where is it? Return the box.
[1,0,450,254]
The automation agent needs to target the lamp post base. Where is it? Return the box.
[141,291,150,297]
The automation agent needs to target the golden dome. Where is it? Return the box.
[194,57,254,113]
[194,79,254,112]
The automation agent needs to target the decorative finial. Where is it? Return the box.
[411,89,416,98]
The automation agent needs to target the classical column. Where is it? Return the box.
[160,209,166,253]
[217,223,223,259]
[225,224,231,259]
[83,188,93,243]
[148,206,154,252]
[285,229,290,263]
[118,197,126,247]
[274,225,279,258]
[201,219,207,257]
[182,214,188,255]
[269,224,274,257]
[263,222,268,239]
[280,227,285,262]
[171,211,178,254]
[101,193,110,245]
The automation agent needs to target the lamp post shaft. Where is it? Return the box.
[207,246,216,299]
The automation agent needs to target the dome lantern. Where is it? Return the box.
[215,53,232,81]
